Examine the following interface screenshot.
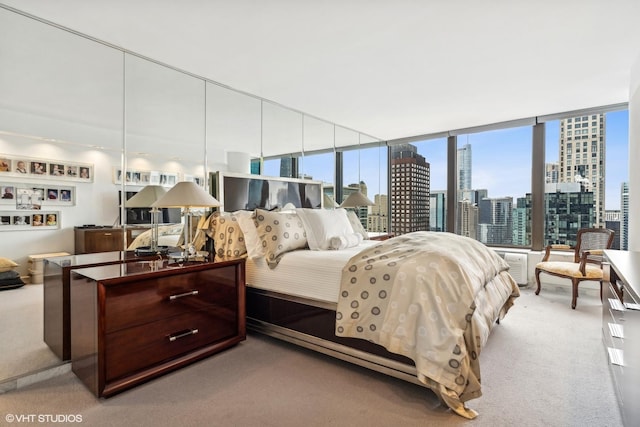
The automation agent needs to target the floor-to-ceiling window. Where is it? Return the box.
[341,143,387,232]
[389,137,447,235]
[543,109,629,249]
[454,126,533,247]
[299,151,335,206]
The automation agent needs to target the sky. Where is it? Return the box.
[268,110,629,211]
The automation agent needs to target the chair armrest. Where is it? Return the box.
[541,244,572,262]
[579,250,605,275]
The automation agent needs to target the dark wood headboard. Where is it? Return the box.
[211,171,324,212]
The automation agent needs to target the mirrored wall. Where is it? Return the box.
[0,5,383,383]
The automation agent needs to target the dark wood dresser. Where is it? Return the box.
[43,251,156,360]
[74,226,147,254]
[69,258,246,397]
[602,250,640,426]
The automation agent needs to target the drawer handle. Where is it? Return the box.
[103,233,112,236]
[169,290,199,300]
[168,328,199,342]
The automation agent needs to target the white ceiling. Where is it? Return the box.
[3,0,640,141]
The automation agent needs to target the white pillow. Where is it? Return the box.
[328,233,363,250]
[295,208,355,251]
[346,210,369,240]
[234,210,264,259]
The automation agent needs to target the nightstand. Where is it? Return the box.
[370,233,395,241]
[69,258,246,397]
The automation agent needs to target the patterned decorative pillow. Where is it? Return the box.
[346,210,369,240]
[0,256,18,273]
[254,209,307,268]
[127,224,185,250]
[209,211,247,261]
[235,210,264,259]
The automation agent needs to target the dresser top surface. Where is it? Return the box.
[71,257,240,283]
[44,251,141,268]
[605,250,640,299]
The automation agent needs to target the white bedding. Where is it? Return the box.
[245,240,379,304]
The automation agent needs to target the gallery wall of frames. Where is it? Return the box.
[0,153,89,231]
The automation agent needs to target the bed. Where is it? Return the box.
[206,175,520,419]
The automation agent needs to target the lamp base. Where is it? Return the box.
[134,246,170,256]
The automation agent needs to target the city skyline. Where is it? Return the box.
[266,110,629,211]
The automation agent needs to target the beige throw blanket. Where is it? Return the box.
[335,231,519,418]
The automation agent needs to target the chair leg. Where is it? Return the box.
[535,268,542,295]
[571,278,579,309]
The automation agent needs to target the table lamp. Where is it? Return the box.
[151,181,220,260]
[125,185,168,255]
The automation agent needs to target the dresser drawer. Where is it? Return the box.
[105,307,237,381]
[104,267,239,333]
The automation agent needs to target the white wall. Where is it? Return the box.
[0,135,122,275]
[629,52,640,251]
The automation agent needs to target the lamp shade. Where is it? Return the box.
[340,190,374,208]
[151,181,220,208]
[124,185,167,208]
[323,194,339,208]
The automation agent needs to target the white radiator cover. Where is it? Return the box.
[503,253,528,285]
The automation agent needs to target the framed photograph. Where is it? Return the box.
[15,160,28,174]
[66,165,78,177]
[13,215,29,225]
[0,216,10,225]
[49,163,65,177]
[16,188,42,210]
[0,158,11,172]
[47,188,59,200]
[139,172,151,184]
[1,185,15,200]
[79,166,91,180]
[45,213,58,226]
[149,171,160,185]
[60,189,72,202]
[30,161,47,175]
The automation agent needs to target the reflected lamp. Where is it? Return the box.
[125,185,167,254]
[151,181,220,259]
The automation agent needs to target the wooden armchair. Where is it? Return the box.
[535,228,614,309]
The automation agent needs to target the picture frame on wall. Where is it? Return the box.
[0,153,93,183]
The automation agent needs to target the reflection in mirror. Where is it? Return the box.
[0,8,125,384]
[262,102,303,160]
[0,8,123,150]
[301,116,336,206]
[206,83,261,174]
[123,53,206,244]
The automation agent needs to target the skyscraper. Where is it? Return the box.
[390,144,430,235]
[558,114,605,227]
[429,191,446,232]
[605,210,621,250]
[457,199,478,239]
[478,196,513,245]
[457,143,472,201]
[545,162,559,184]
[367,194,388,233]
[621,182,629,250]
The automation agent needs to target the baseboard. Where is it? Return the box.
[0,362,71,394]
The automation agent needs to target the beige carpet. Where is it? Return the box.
[0,284,62,380]
[0,286,622,426]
